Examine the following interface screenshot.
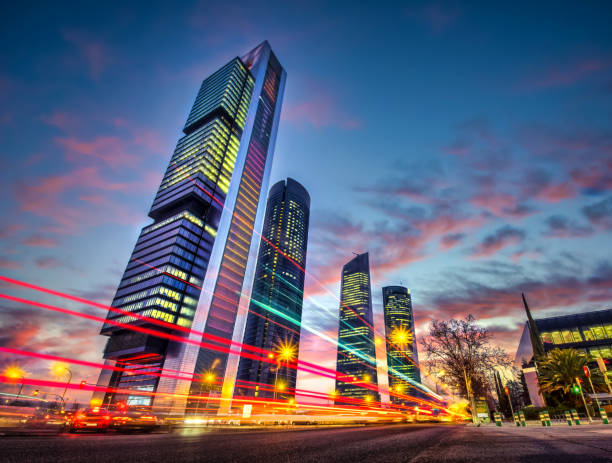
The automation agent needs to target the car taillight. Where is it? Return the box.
[103,415,111,421]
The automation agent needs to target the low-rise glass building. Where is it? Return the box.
[515,308,612,407]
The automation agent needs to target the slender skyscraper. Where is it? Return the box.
[382,285,420,405]
[95,42,286,415]
[335,252,380,405]
[235,178,310,400]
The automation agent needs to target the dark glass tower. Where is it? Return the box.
[335,252,380,405]
[94,42,286,415]
[235,178,310,400]
[382,285,421,406]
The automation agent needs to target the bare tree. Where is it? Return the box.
[421,315,511,423]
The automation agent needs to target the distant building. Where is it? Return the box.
[235,178,310,400]
[515,307,612,406]
[335,252,380,405]
[382,285,421,405]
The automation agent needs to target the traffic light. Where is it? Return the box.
[571,384,581,395]
[583,365,590,377]
[79,380,86,388]
[504,386,509,396]
[32,389,39,396]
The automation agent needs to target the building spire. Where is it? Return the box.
[522,292,546,359]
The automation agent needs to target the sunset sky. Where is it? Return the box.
[1,1,611,402]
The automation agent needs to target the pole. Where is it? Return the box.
[576,378,592,423]
[506,388,515,419]
[596,358,612,395]
[586,375,601,415]
[274,367,279,400]
[195,381,203,415]
[16,378,24,401]
[105,392,113,409]
[60,368,72,405]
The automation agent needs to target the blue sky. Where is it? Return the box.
[1,1,611,401]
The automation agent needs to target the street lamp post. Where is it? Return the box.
[273,341,297,401]
[195,371,215,415]
[504,386,515,420]
[51,363,72,410]
[15,377,25,401]
[60,367,72,406]
[584,366,601,417]
[575,377,593,423]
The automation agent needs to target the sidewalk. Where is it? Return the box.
[471,420,611,428]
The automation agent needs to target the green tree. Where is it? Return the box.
[537,348,605,406]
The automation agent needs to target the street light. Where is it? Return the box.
[390,326,412,348]
[273,340,297,400]
[194,370,216,415]
[574,377,593,423]
[51,362,72,408]
[4,365,26,400]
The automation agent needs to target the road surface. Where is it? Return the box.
[1,423,611,462]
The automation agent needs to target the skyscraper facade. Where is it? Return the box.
[95,42,286,414]
[235,178,310,400]
[335,252,380,405]
[382,285,421,406]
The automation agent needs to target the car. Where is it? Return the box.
[26,411,69,432]
[69,408,112,433]
[112,409,158,433]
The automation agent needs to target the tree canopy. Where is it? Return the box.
[538,348,606,401]
[421,315,511,402]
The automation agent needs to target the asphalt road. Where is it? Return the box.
[1,423,611,463]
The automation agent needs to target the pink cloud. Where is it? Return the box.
[510,250,541,262]
[531,58,612,89]
[306,206,485,295]
[112,118,168,155]
[0,224,23,239]
[442,140,470,156]
[42,111,80,131]
[17,166,135,234]
[413,212,485,237]
[62,30,112,80]
[55,135,139,168]
[534,182,576,203]
[34,257,63,269]
[571,165,612,193]
[282,97,361,130]
[0,259,21,270]
[281,76,362,130]
[439,233,464,251]
[471,193,517,216]
[470,226,525,258]
[421,264,612,329]
[23,235,60,248]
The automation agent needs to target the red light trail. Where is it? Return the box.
[0,288,447,412]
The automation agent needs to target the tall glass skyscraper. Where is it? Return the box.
[382,285,420,406]
[335,252,380,405]
[235,178,310,401]
[95,42,286,415]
